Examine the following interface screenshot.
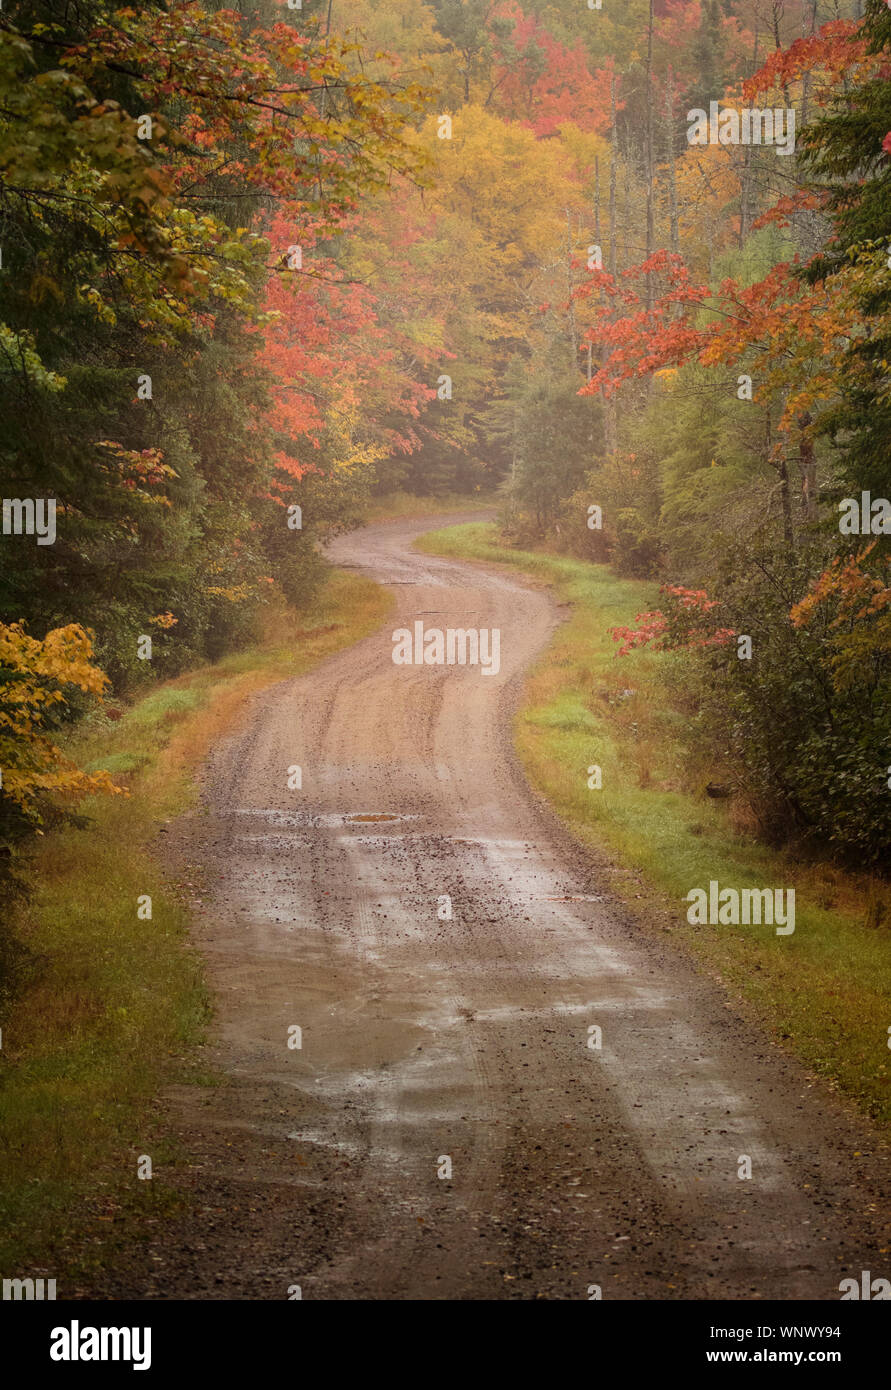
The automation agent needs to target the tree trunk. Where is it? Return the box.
[604,75,619,453]
[609,74,618,278]
[665,73,679,255]
[738,145,751,247]
[644,0,656,307]
[566,208,577,357]
[766,408,793,547]
[798,411,817,522]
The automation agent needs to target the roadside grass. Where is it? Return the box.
[417,522,891,1129]
[0,570,392,1282]
[364,488,499,522]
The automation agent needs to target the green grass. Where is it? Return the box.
[0,569,392,1283]
[418,522,891,1128]
[364,488,499,522]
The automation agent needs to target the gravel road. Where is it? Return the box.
[95,513,890,1300]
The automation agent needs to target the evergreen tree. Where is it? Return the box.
[799,0,891,498]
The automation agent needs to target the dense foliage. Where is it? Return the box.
[1,0,888,890]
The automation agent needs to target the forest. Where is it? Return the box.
[2,0,889,916]
[4,0,891,1325]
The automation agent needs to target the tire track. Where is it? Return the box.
[92,512,890,1301]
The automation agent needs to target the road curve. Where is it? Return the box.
[102,513,889,1300]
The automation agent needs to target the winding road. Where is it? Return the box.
[103,514,889,1300]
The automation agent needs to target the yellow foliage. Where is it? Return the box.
[204,584,254,603]
[0,622,124,824]
[149,611,178,629]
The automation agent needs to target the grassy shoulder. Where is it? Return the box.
[0,569,392,1284]
[417,522,891,1130]
[364,488,500,522]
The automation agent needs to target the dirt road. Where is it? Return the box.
[103,514,889,1300]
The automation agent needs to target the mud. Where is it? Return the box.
[92,514,890,1300]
